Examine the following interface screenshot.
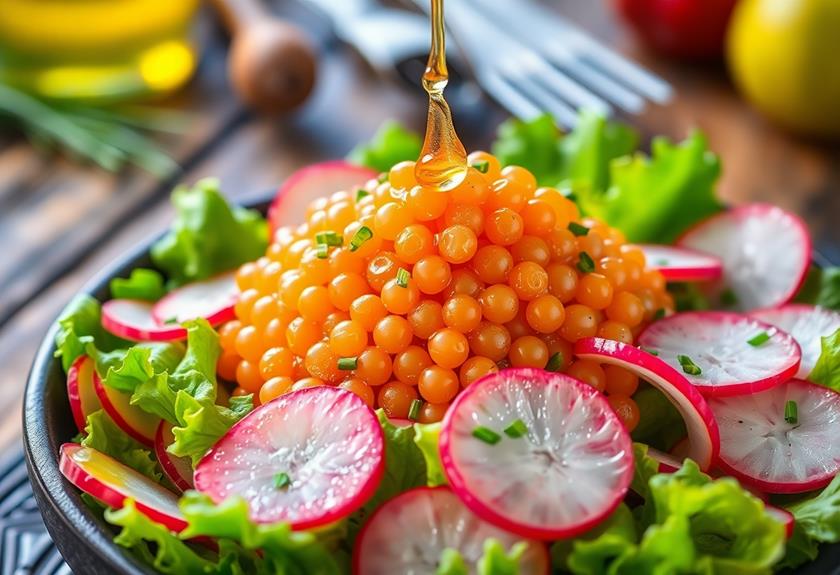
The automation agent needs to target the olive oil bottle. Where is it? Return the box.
[0,0,199,102]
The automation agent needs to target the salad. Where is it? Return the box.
[53,112,840,574]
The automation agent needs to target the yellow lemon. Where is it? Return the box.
[727,0,840,138]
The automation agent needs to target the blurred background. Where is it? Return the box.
[0,0,838,444]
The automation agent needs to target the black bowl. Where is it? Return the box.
[22,197,840,574]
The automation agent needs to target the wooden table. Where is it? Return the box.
[1,1,838,450]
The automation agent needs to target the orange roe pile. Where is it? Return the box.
[217,152,673,429]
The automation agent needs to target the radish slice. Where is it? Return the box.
[637,311,801,397]
[151,271,237,327]
[575,338,719,471]
[750,304,840,378]
[676,204,811,310]
[709,378,840,493]
[102,299,187,342]
[269,161,377,233]
[67,355,102,434]
[93,369,158,447]
[194,386,384,528]
[439,368,633,540]
[637,244,722,282]
[765,504,795,539]
[354,487,549,575]
[59,443,187,532]
[155,421,194,492]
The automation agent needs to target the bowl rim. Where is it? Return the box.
[23,194,271,574]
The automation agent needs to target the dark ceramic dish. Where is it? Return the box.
[22,197,840,574]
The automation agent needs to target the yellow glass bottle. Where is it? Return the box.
[0,0,200,102]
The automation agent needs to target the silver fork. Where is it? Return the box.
[411,0,671,127]
[467,0,673,111]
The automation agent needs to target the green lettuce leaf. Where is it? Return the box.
[577,132,723,243]
[110,268,166,301]
[347,120,422,173]
[630,387,686,452]
[780,474,840,569]
[554,504,637,575]
[179,492,343,575]
[645,461,785,573]
[168,391,253,465]
[414,422,447,487]
[630,443,660,504]
[348,412,427,540]
[81,410,160,481]
[92,341,184,394]
[54,295,125,372]
[810,328,840,391]
[151,178,268,287]
[436,539,535,575]
[105,500,218,574]
[794,267,840,311]
[492,114,565,186]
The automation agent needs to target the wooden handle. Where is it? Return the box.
[209,0,265,33]
[210,0,318,114]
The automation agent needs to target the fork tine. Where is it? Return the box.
[511,71,580,128]
[577,49,673,104]
[555,56,646,114]
[480,72,543,121]
[530,58,612,116]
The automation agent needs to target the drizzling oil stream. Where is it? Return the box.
[414,0,468,191]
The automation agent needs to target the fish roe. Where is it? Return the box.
[218,153,672,424]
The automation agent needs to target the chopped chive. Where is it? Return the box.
[355,188,370,202]
[349,226,373,252]
[545,352,564,372]
[677,354,702,376]
[784,400,798,425]
[377,172,388,183]
[395,267,410,288]
[273,472,292,489]
[655,258,669,266]
[720,288,738,307]
[164,316,178,325]
[640,346,660,356]
[408,399,423,421]
[315,231,342,247]
[654,308,667,321]
[567,222,589,237]
[472,426,501,445]
[503,419,528,439]
[315,243,329,259]
[471,160,490,173]
[337,357,358,370]
[576,251,595,274]
[747,331,770,347]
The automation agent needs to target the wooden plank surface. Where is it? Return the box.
[2,0,839,452]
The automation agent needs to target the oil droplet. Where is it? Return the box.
[415,0,467,191]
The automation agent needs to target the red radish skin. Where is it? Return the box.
[750,304,840,379]
[195,386,384,529]
[637,311,801,397]
[59,443,187,532]
[676,204,811,311]
[637,244,723,282]
[440,368,634,540]
[102,299,187,342]
[93,369,159,447]
[151,271,238,327]
[709,379,840,494]
[766,504,795,539]
[67,355,102,434]
[155,421,194,492]
[574,337,720,471]
[268,161,377,233]
[353,487,550,575]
